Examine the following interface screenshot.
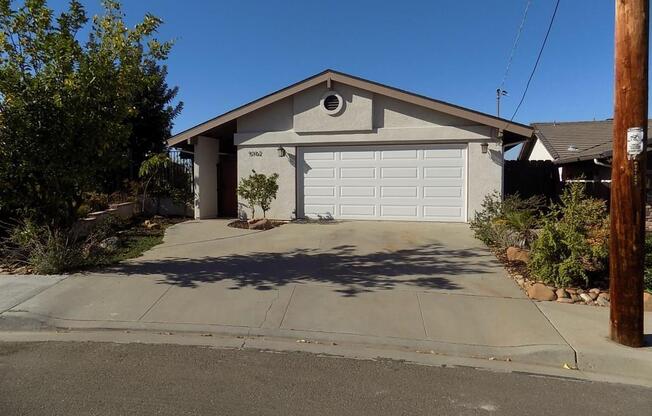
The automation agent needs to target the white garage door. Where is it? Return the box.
[297,144,467,222]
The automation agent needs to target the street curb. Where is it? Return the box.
[0,311,576,368]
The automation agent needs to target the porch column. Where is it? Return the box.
[193,136,219,219]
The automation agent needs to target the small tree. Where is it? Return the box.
[138,153,172,213]
[237,171,279,219]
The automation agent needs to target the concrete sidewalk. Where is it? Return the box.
[0,273,574,367]
[1,220,650,384]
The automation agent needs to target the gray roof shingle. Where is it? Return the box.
[524,120,652,164]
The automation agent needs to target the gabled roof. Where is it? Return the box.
[519,119,652,164]
[167,69,533,146]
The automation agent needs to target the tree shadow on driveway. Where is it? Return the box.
[106,244,502,296]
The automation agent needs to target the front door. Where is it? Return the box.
[217,154,238,218]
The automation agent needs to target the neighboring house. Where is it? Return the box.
[167,69,532,222]
[518,120,652,183]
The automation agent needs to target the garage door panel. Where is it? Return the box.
[340,186,376,197]
[340,167,376,179]
[340,205,376,216]
[424,148,464,158]
[423,206,463,219]
[423,167,463,178]
[340,151,375,160]
[304,205,336,217]
[380,186,419,198]
[299,144,466,222]
[381,205,418,217]
[381,149,418,160]
[304,152,335,161]
[423,187,463,198]
[381,167,418,179]
[304,186,336,197]
[306,168,335,179]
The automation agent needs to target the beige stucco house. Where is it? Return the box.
[167,70,532,222]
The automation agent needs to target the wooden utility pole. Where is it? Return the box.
[610,0,648,347]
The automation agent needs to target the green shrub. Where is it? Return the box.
[6,221,84,274]
[528,182,609,288]
[470,192,544,249]
[237,170,280,219]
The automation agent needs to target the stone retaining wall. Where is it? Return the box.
[73,201,139,237]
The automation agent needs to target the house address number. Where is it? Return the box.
[248,150,263,157]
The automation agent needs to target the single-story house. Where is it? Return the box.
[518,119,652,182]
[167,69,532,222]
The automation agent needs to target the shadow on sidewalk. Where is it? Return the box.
[105,244,500,296]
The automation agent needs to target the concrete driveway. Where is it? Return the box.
[1,220,575,366]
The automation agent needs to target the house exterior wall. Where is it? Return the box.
[293,83,373,132]
[468,141,503,218]
[236,145,296,220]
[528,139,554,161]
[233,87,501,221]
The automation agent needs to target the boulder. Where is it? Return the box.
[99,236,120,253]
[644,292,652,312]
[579,293,593,303]
[557,297,574,304]
[506,247,530,264]
[596,295,610,307]
[143,219,159,230]
[250,219,274,230]
[555,288,569,299]
[527,283,557,301]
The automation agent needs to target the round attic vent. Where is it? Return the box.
[320,91,344,115]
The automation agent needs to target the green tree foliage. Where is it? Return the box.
[0,0,179,226]
[528,182,609,287]
[138,153,172,212]
[118,62,183,187]
[237,170,280,219]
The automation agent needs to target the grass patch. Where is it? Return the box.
[85,216,185,270]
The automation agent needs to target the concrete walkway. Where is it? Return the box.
[1,220,650,383]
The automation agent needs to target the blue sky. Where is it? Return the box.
[49,1,624,145]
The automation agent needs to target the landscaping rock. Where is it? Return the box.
[644,292,652,312]
[527,283,557,301]
[589,292,599,301]
[589,288,601,295]
[566,288,577,295]
[556,288,569,299]
[557,297,574,304]
[579,293,592,303]
[250,219,273,230]
[570,294,581,303]
[143,219,159,230]
[99,236,120,253]
[598,292,610,302]
[506,247,530,264]
[596,296,610,307]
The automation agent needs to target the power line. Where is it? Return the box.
[510,0,561,121]
[499,0,532,91]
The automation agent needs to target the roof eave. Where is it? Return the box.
[167,69,533,147]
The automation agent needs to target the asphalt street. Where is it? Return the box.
[1,341,650,415]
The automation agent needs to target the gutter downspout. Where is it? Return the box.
[593,158,611,168]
